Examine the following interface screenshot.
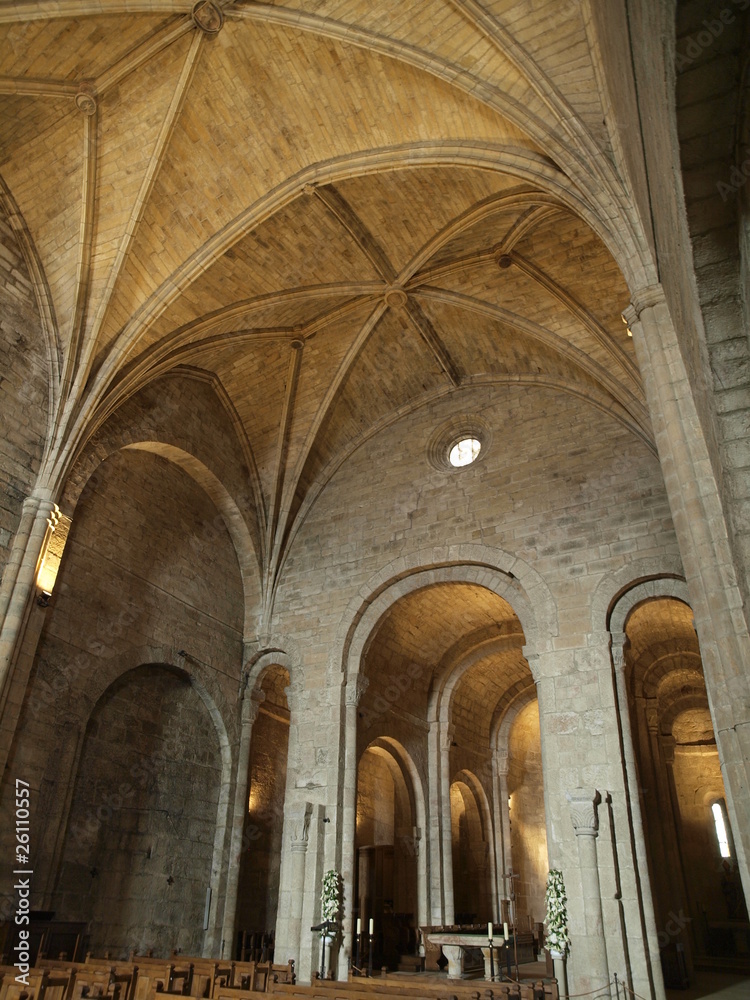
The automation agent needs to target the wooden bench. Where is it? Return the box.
[271,979,557,1000]
[0,967,74,1000]
[82,960,138,1000]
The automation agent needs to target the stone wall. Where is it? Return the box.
[0,446,244,938]
[53,664,222,957]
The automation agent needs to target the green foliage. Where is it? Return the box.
[321,869,341,923]
[544,868,570,955]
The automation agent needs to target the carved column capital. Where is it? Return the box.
[494,748,510,777]
[566,788,601,837]
[345,672,369,707]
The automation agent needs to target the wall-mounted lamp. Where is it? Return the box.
[35,503,72,606]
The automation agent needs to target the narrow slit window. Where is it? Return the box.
[712,801,731,858]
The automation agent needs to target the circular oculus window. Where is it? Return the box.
[427,416,492,472]
[449,437,481,467]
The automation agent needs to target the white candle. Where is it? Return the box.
[369,918,374,935]
[488,922,493,940]
[356,918,361,935]
[503,921,509,940]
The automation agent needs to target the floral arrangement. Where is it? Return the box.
[321,869,342,924]
[544,868,570,956]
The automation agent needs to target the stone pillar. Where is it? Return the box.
[220,681,263,957]
[0,491,59,776]
[625,286,750,905]
[289,805,311,974]
[567,788,610,998]
[338,672,367,980]
[427,719,445,922]
[610,635,666,1000]
[492,749,511,920]
[440,721,455,924]
[644,705,693,962]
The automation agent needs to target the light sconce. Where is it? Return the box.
[35,503,72,606]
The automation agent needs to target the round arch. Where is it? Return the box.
[53,648,233,956]
[359,736,429,930]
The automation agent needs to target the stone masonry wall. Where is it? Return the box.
[53,664,222,957]
[0,447,245,932]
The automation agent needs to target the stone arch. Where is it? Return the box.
[449,769,494,923]
[492,682,538,751]
[338,544,558,688]
[53,651,231,956]
[357,736,428,931]
[608,575,691,638]
[588,556,687,636]
[337,547,556,954]
[431,633,526,728]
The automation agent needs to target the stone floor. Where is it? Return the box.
[665,971,750,1000]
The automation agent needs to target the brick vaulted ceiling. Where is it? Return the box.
[0,1,654,616]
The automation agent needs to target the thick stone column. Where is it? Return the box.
[567,788,610,998]
[625,286,750,904]
[0,491,60,776]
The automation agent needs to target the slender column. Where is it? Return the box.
[644,706,693,960]
[288,805,311,975]
[610,636,666,1000]
[338,672,367,979]
[493,749,511,920]
[567,788,611,998]
[427,719,445,922]
[440,722,455,924]
[220,681,263,957]
[625,286,750,903]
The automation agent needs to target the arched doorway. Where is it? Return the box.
[355,740,420,970]
[235,664,291,960]
[622,597,749,982]
[351,574,546,965]
[450,772,492,924]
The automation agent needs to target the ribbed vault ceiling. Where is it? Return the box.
[1,1,653,630]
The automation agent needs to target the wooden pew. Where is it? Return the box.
[168,958,232,999]
[0,967,74,1000]
[82,960,137,1000]
[129,957,191,998]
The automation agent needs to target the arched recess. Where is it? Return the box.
[355,738,425,970]
[608,581,749,981]
[337,548,555,974]
[450,769,493,924]
[235,661,292,959]
[52,661,227,958]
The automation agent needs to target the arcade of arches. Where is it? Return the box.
[1,3,750,1000]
